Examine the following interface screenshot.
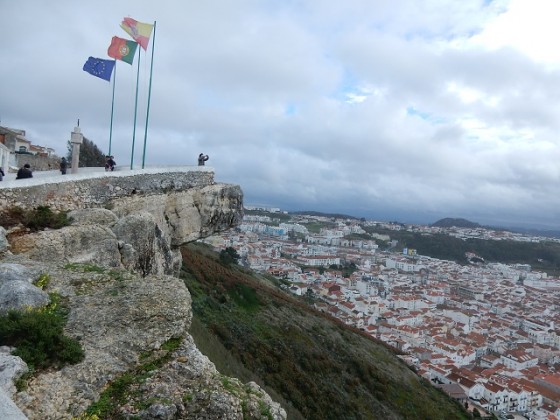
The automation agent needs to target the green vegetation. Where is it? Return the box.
[64,262,106,273]
[364,226,560,275]
[84,337,181,418]
[328,261,358,278]
[432,218,480,228]
[67,136,107,167]
[289,210,360,220]
[244,209,291,222]
[0,205,71,231]
[344,232,374,241]
[219,246,241,266]
[299,221,336,233]
[0,294,84,372]
[181,243,469,420]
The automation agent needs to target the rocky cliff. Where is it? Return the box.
[0,169,286,420]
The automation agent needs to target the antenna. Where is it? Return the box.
[77,118,80,127]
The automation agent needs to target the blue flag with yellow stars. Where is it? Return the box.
[83,57,115,82]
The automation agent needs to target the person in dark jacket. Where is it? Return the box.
[105,156,116,171]
[198,153,209,166]
[16,163,33,179]
[0,167,4,181]
[60,157,68,175]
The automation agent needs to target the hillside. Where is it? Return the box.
[180,243,470,420]
[363,225,560,275]
[289,210,361,220]
[432,218,480,228]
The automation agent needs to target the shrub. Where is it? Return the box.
[0,298,84,370]
[25,206,71,230]
[0,205,71,231]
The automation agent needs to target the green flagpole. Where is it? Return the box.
[109,60,117,156]
[130,45,141,169]
[141,21,156,169]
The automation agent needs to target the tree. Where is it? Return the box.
[67,137,106,167]
[305,287,315,303]
[219,247,240,266]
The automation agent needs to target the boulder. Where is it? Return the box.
[0,264,49,313]
[67,208,118,226]
[0,227,8,253]
[0,348,28,396]
[0,388,27,420]
[8,225,121,269]
[0,263,41,284]
[0,280,49,313]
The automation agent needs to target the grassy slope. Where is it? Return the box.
[181,243,470,420]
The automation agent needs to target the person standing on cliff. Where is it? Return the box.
[16,163,33,179]
[198,153,209,166]
[60,157,68,175]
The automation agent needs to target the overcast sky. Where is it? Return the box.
[2,0,560,229]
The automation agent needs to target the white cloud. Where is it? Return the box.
[471,0,560,67]
[2,0,560,229]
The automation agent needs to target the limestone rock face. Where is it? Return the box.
[0,227,8,252]
[7,256,192,419]
[67,208,119,226]
[110,184,244,246]
[0,388,27,420]
[0,177,284,419]
[9,225,121,268]
[8,185,243,278]
[111,212,181,277]
[0,348,28,396]
[117,335,286,420]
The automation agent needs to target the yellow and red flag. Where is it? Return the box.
[120,17,153,51]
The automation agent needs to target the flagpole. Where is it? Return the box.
[141,20,157,169]
[130,45,141,169]
[109,60,117,156]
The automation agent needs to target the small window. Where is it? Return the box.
[18,146,27,152]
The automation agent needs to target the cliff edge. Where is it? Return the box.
[0,169,286,419]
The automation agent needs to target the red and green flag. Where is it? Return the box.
[107,36,138,65]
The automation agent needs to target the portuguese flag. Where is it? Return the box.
[107,36,138,65]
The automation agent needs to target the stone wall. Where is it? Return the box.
[12,154,61,172]
[0,168,215,212]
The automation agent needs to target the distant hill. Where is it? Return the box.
[432,217,481,228]
[507,226,560,239]
[181,243,469,420]
[290,210,361,220]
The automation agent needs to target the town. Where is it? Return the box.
[202,207,560,420]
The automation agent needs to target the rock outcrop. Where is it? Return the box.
[0,170,286,420]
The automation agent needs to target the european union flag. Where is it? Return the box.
[83,57,115,82]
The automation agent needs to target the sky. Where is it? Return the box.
[2,0,560,230]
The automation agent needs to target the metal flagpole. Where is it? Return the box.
[141,20,157,169]
[130,45,141,169]
[109,60,117,156]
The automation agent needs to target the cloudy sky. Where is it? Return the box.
[2,0,560,229]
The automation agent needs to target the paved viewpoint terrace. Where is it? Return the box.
[0,166,217,212]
